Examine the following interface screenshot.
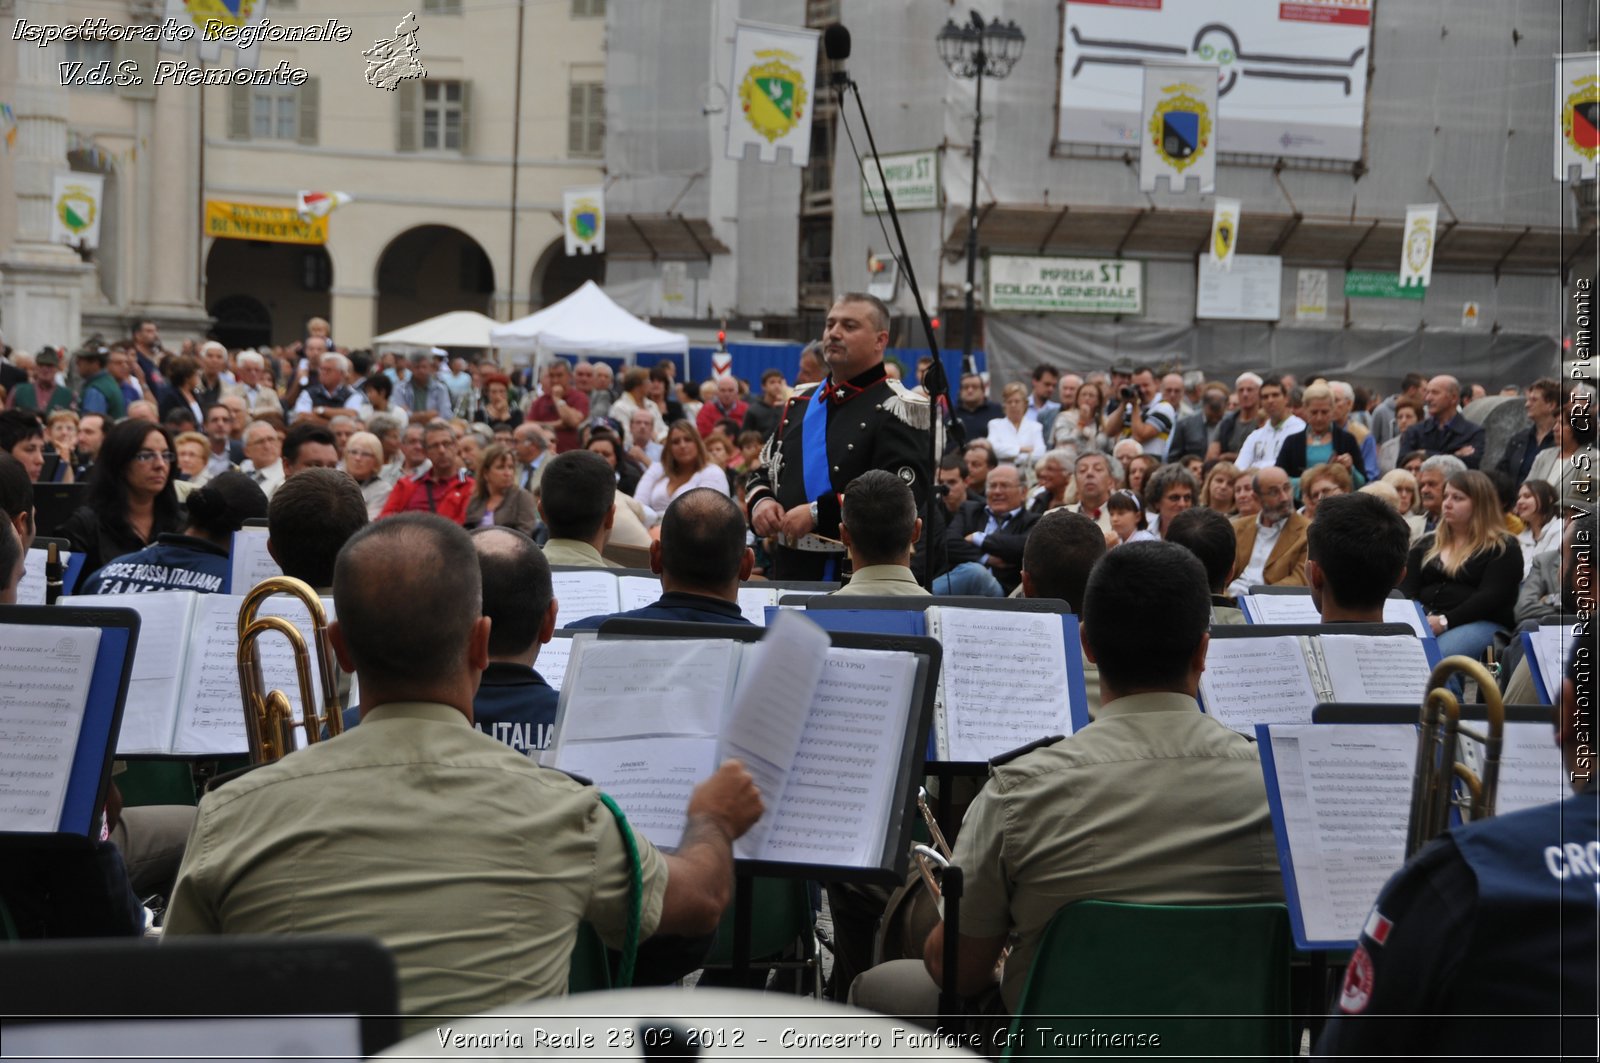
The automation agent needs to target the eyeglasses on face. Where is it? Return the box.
[133,450,175,465]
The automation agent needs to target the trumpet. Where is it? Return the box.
[1406,655,1504,858]
[238,576,343,764]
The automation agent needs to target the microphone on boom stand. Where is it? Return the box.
[825,22,961,589]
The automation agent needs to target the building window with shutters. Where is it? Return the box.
[61,40,116,92]
[568,82,603,158]
[572,0,605,16]
[250,85,299,140]
[229,80,319,144]
[423,0,463,13]
[422,80,466,152]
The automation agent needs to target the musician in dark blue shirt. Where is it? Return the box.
[466,526,561,754]
[340,526,561,752]
[566,488,754,630]
[1316,632,1598,1058]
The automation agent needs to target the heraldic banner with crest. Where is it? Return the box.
[51,173,104,248]
[726,20,820,166]
[563,187,605,256]
[1398,204,1438,289]
[1139,64,1218,194]
[1554,52,1599,182]
[1210,197,1241,271]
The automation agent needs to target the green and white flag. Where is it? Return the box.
[51,172,104,248]
[726,20,820,165]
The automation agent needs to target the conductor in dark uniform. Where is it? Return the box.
[1316,627,1598,1058]
[746,293,936,582]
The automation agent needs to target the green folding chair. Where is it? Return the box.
[1002,901,1294,1059]
[701,877,820,996]
[114,761,197,807]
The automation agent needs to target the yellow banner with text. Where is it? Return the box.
[204,200,327,245]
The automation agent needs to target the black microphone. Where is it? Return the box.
[823,22,851,85]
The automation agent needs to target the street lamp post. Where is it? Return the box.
[938,12,1024,373]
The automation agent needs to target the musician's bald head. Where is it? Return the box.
[654,488,753,597]
[332,514,487,704]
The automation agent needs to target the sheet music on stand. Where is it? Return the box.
[1199,626,1435,735]
[0,605,138,839]
[1256,722,1415,949]
[549,568,833,628]
[60,589,344,757]
[541,611,937,880]
[16,545,84,605]
[1239,591,1429,638]
[793,596,1088,763]
[1523,623,1578,705]
[228,525,281,594]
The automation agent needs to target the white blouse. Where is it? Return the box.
[1516,516,1564,578]
[633,461,730,525]
[986,416,1047,464]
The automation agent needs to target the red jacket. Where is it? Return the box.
[696,399,748,439]
[379,467,475,524]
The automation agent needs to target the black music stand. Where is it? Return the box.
[31,482,85,539]
[0,935,400,1056]
[1210,622,1417,640]
[589,619,941,982]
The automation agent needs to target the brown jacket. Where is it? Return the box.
[1230,511,1309,587]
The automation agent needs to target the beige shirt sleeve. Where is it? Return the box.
[948,777,1014,940]
[583,799,669,950]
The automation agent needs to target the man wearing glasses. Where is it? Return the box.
[379,422,474,523]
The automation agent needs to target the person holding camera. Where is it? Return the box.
[1102,366,1175,458]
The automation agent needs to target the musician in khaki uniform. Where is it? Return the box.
[833,470,929,597]
[164,514,763,1033]
[851,542,1282,1017]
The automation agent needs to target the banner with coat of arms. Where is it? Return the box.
[563,186,605,256]
[1140,64,1217,193]
[725,20,820,166]
[1554,52,1599,182]
[1209,197,1241,271]
[51,173,105,248]
[1398,204,1438,289]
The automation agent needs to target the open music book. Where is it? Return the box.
[1200,633,1435,735]
[1237,592,1428,637]
[551,569,824,628]
[541,611,928,871]
[1256,722,1415,949]
[60,590,342,757]
[1523,623,1577,704]
[795,606,1088,762]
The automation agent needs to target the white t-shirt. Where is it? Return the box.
[1237,415,1307,470]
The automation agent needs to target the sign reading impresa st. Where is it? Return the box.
[987,255,1142,315]
[861,150,939,213]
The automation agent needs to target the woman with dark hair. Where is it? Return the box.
[1400,469,1523,666]
[59,419,186,584]
[1514,478,1562,577]
[473,374,523,430]
[632,419,729,527]
[587,431,644,497]
[158,354,205,429]
[78,471,268,594]
[462,442,538,533]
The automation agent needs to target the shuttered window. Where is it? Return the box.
[568,82,604,157]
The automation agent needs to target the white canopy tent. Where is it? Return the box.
[371,310,501,349]
[490,281,689,366]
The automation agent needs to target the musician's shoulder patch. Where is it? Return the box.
[989,733,1066,767]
